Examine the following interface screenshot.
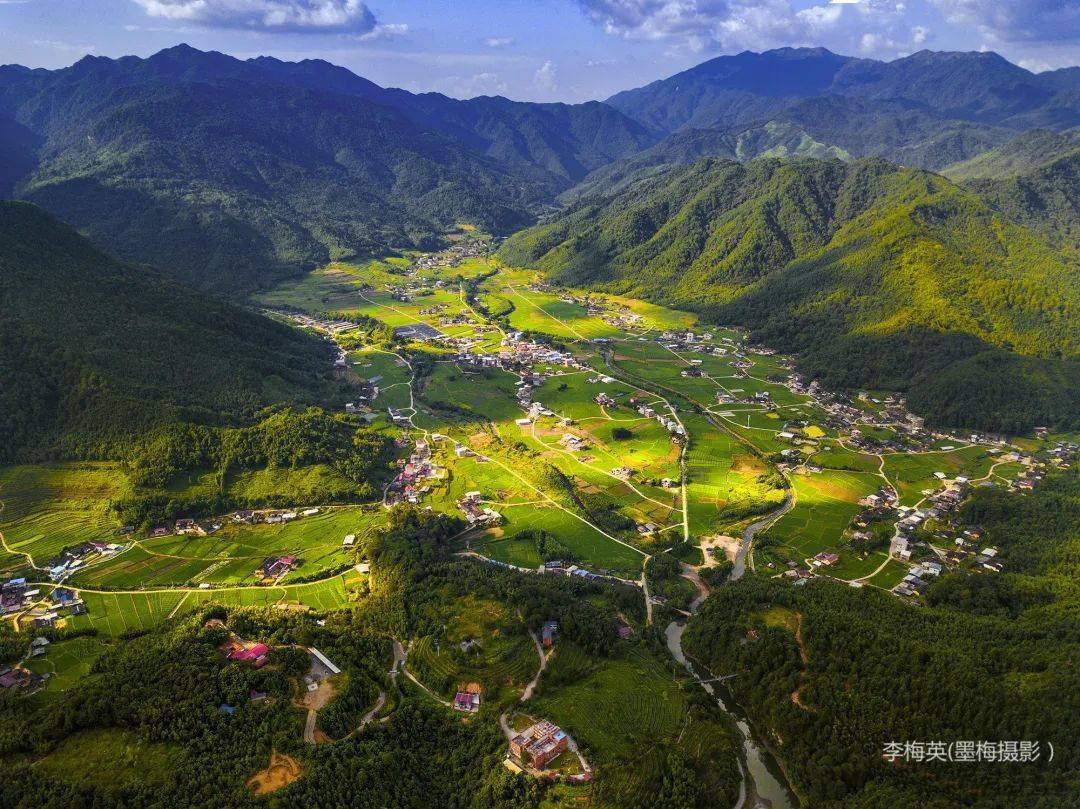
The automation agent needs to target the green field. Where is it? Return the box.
[66,569,366,634]
[71,507,377,589]
[883,446,996,505]
[764,469,880,562]
[32,728,183,791]
[0,463,130,569]
[25,635,113,694]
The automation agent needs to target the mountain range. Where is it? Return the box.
[1,45,1078,293]
[499,156,1079,432]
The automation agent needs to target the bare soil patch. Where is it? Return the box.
[247,751,302,795]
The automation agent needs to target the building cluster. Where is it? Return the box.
[222,639,271,667]
[414,237,487,270]
[0,663,44,694]
[45,541,124,582]
[628,398,685,441]
[0,580,89,633]
[387,438,444,507]
[458,491,501,526]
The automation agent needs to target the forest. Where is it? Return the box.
[683,470,1079,808]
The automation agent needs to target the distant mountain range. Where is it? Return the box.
[499,156,1079,432]
[0,45,654,291]
[0,45,1077,292]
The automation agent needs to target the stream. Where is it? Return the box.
[665,497,799,809]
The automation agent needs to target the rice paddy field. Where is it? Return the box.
[763,469,880,564]
[66,568,366,634]
[883,445,997,505]
[69,507,377,589]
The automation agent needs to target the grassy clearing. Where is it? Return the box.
[33,728,182,791]
[408,593,536,704]
[24,635,112,694]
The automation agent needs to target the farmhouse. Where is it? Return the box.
[260,555,297,579]
[453,682,482,713]
[541,621,558,648]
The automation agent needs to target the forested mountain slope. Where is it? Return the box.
[499,158,1079,432]
[958,141,1080,256]
[0,45,653,292]
[943,129,1080,181]
[0,202,335,461]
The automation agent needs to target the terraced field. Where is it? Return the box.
[0,463,130,568]
[408,593,538,703]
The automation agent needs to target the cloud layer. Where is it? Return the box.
[574,0,932,55]
[927,0,1080,44]
[132,0,377,33]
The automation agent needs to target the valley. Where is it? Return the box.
[0,37,1076,809]
[1,235,1071,806]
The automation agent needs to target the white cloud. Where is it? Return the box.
[576,0,938,58]
[926,0,1079,44]
[484,36,514,48]
[534,59,557,91]
[131,0,377,34]
[358,22,407,41]
[433,71,509,98]
[31,39,97,53]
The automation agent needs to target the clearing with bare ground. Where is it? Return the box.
[247,750,302,794]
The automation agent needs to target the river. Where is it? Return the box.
[665,496,799,809]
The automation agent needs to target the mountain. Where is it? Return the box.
[563,96,1013,202]
[0,201,335,460]
[606,47,860,132]
[0,45,654,292]
[608,48,1079,135]
[596,48,1079,186]
[499,157,1079,432]
[954,134,1080,255]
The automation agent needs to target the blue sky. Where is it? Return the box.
[1,0,1077,101]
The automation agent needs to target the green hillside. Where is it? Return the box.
[963,145,1080,256]
[0,201,336,461]
[499,158,1079,432]
[943,129,1080,180]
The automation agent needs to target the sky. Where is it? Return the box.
[1,0,1077,102]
